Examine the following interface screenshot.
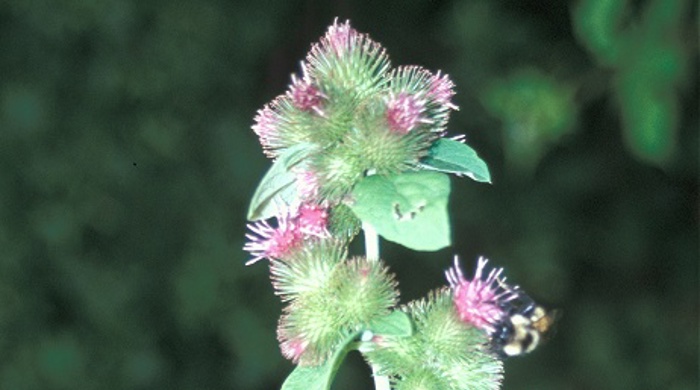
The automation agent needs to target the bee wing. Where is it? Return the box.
[533,308,562,336]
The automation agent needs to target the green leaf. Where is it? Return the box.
[281,365,334,390]
[572,0,627,65]
[620,86,675,165]
[421,139,491,183]
[247,143,314,221]
[349,172,451,251]
[368,311,413,337]
[281,331,359,390]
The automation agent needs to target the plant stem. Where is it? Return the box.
[363,222,380,261]
[371,364,391,390]
[361,169,390,389]
[362,222,390,390]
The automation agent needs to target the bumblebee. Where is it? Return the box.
[491,295,561,357]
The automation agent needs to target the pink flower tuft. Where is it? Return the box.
[244,212,303,266]
[289,74,325,114]
[385,92,431,134]
[244,204,331,265]
[295,168,321,201]
[445,256,518,333]
[296,203,329,238]
[280,337,309,363]
[324,19,357,56]
[251,105,280,151]
[428,71,458,110]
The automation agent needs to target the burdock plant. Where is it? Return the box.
[245,19,540,390]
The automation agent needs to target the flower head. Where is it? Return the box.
[385,92,431,134]
[289,73,325,115]
[428,71,458,110]
[324,18,358,56]
[275,256,399,365]
[306,19,390,99]
[244,204,331,265]
[244,210,303,265]
[280,337,309,363]
[296,203,330,238]
[445,256,519,334]
[251,105,280,152]
[294,167,321,201]
[364,288,505,390]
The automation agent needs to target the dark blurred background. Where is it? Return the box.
[0,0,697,389]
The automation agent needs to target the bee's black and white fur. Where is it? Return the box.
[491,293,560,357]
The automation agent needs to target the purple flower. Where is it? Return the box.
[280,336,309,363]
[251,104,282,156]
[385,92,431,134]
[294,167,321,201]
[296,203,329,238]
[428,71,458,110]
[244,204,331,265]
[324,19,358,56]
[289,74,325,115]
[445,256,518,334]
[244,211,303,265]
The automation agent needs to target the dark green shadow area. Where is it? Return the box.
[0,1,696,389]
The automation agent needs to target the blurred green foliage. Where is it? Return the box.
[573,0,692,165]
[481,68,576,174]
[0,1,696,390]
